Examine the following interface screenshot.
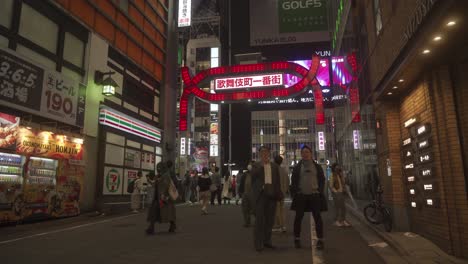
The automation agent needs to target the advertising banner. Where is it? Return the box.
[52,159,84,217]
[103,166,123,195]
[250,0,329,46]
[0,48,86,127]
[0,112,20,150]
[16,127,84,160]
[124,169,139,195]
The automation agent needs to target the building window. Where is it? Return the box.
[19,3,59,53]
[16,44,56,70]
[0,0,14,29]
[63,32,85,68]
[373,0,383,35]
[0,35,8,48]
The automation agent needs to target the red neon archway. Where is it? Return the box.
[179,55,324,131]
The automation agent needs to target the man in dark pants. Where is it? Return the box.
[290,145,327,250]
[210,167,222,205]
[251,146,283,252]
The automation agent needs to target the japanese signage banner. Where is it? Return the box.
[250,0,329,46]
[0,48,86,127]
[215,74,283,90]
[16,127,84,160]
[178,0,191,27]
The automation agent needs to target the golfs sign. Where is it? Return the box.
[250,0,329,46]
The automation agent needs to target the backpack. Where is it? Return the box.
[127,179,136,193]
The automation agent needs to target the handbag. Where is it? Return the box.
[168,179,179,201]
[210,184,218,192]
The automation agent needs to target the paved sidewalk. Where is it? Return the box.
[346,200,468,264]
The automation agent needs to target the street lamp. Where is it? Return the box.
[95,70,118,96]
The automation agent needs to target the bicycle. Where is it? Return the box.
[363,185,393,232]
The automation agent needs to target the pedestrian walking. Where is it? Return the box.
[329,163,351,227]
[273,155,290,232]
[222,174,232,204]
[210,167,222,205]
[232,175,239,205]
[146,162,177,235]
[192,170,199,204]
[239,161,255,227]
[184,171,193,204]
[251,146,283,252]
[198,167,212,215]
[131,171,144,213]
[290,145,327,250]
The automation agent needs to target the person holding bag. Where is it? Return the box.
[146,161,177,235]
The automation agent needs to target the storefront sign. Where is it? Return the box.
[103,167,123,195]
[411,202,417,208]
[420,168,432,177]
[318,131,325,151]
[123,169,139,194]
[418,140,430,149]
[418,153,432,163]
[405,163,414,169]
[99,106,162,143]
[210,145,218,157]
[210,134,218,145]
[426,199,433,206]
[180,137,186,155]
[404,117,418,128]
[416,124,431,136]
[178,0,191,27]
[215,74,283,90]
[403,138,412,146]
[406,150,412,157]
[0,112,20,150]
[410,189,415,195]
[353,130,361,149]
[0,48,86,127]
[424,184,433,190]
[403,0,438,43]
[408,176,415,182]
[16,127,83,160]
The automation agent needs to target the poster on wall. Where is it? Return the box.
[16,127,84,160]
[52,159,84,217]
[103,167,123,195]
[190,146,209,172]
[0,112,20,150]
[124,169,139,195]
[125,148,141,168]
[141,152,155,171]
[0,47,86,127]
[249,0,329,46]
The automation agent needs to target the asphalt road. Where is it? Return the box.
[0,203,384,264]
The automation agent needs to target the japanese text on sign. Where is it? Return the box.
[0,49,43,110]
[178,0,191,27]
[318,131,325,151]
[215,74,283,90]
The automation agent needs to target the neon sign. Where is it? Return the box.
[179,56,323,131]
[318,131,325,151]
[215,74,283,90]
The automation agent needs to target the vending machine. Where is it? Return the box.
[0,152,26,223]
[23,157,58,219]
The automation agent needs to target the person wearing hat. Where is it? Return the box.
[290,145,327,250]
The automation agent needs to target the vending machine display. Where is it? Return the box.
[0,152,25,223]
[23,157,58,218]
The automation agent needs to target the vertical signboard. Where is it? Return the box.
[178,0,191,27]
[180,137,186,155]
[250,0,329,46]
[318,131,325,151]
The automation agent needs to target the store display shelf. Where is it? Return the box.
[29,167,56,170]
[0,163,22,167]
[0,172,21,176]
[29,175,55,178]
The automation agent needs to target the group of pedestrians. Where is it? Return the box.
[132,145,353,253]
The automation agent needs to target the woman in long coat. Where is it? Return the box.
[146,162,177,234]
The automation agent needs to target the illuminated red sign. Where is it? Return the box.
[215,74,283,90]
[179,56,322,131]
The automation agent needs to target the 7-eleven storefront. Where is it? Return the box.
[97,105,163,210]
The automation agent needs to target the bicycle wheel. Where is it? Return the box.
[382,207,393,232]
[364,204,380,224]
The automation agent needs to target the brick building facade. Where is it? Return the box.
[360,0,468,258]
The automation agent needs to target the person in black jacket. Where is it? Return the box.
[290,145,327,250]
[198,167,212,215]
